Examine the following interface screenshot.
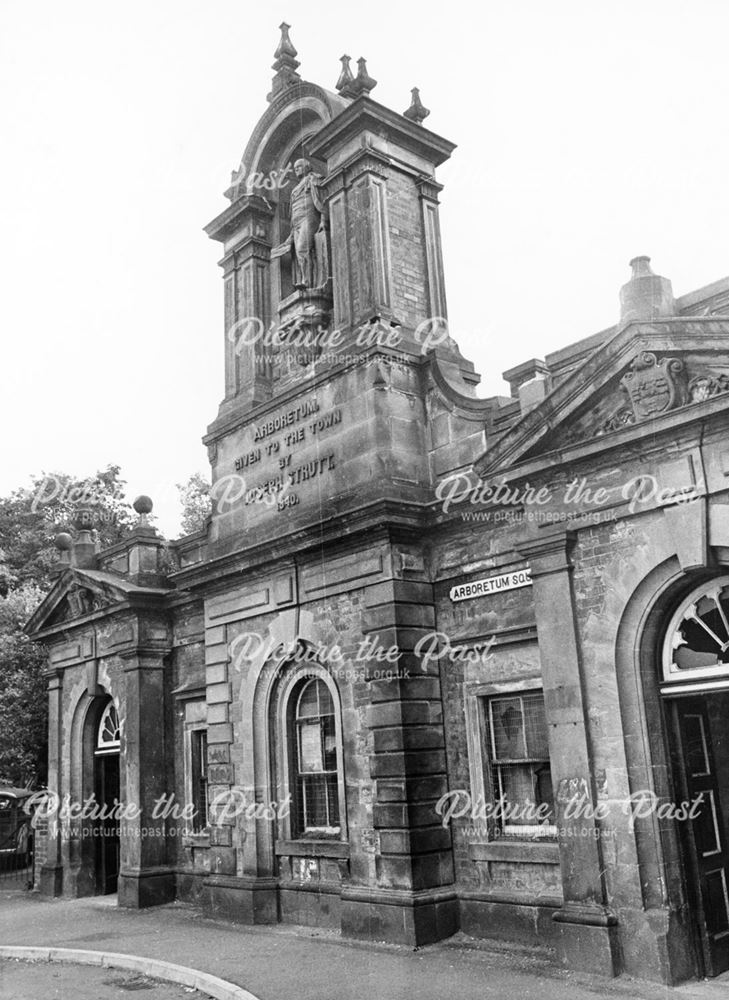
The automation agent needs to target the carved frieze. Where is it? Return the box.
[687,372,729,402]
[620,351,686,418]
[51,586,110,625]
[563,351,729,446]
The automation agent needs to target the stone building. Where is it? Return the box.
[26,24,729,985]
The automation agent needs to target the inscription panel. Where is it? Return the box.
[208,362,430,546]
[210,371,374,541]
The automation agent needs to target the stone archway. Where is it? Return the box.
[61,687,121,898]
[614,560,722,982]
[656,577,729,977]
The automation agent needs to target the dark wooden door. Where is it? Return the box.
[94,752,120,894]
[673,697,729,977]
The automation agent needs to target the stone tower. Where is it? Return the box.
[195,24,487,942]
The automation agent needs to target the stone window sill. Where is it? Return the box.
[467,839,560,864]
[275,838,350,859]
[182,831,211,849]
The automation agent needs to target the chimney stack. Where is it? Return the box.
[619,256,675,324]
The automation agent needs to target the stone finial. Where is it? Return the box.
[133,494,154,528]
[272,22,299,72]
[335,54,358,98]
[269,22,301,100]
[54,532,73,567]
[69,509,97,569]
[403,87,430,124]
[619,255,675,323]
[348,57,377,97]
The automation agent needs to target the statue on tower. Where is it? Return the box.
[272,158,329,290]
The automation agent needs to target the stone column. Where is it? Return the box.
[118,648,174,908]
[517,532,620,977]
[39,669,63,896]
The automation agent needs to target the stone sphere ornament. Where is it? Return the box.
[133,495,154,515]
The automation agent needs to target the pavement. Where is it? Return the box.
[0,959,197,1000]
[1,885,729,1000]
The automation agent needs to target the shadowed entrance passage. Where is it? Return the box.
[94,700,120,896]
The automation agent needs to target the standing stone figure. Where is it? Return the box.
[272,158,329,290]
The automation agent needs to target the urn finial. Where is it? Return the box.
[269,23,301,100]
[403,87,430,124]
[335,54,358,98]
[273,22,299,72]
[349,57,377,97]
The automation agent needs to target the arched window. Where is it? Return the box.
[96,701,120,755]
[662,577,729,694]
[276,663,345,841]
[293,678,339,834]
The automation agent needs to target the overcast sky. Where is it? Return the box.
[2,1,728,536]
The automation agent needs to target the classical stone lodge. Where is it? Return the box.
[26,24,729,985]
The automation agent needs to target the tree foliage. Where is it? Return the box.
[176,472,212,536]
[0,466,136,787]
[0,465,136,595]
[0,585,47,787]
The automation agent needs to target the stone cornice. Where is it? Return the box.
[205,194,275,245]
[307,95,456,167]
[169,498,430,593]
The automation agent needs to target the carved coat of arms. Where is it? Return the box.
[621,351,685,419]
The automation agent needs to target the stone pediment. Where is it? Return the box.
[477,318,729,479]
[25,569,168,637]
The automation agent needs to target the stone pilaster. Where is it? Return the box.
[38,669,63,896]
[340,572,458,945]
[209,195,274,411]
[416,176,447,320]
[117,648,174,908]
[517,531,620,977]
[202,619,237,879]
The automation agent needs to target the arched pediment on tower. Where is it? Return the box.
[231,83,349,199]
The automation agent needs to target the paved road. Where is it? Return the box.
[1,888,728,1000]
[0,958,196,1000]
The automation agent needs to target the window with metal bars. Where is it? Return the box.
[190,729,209,834]
[293,678,340,836]
[485,692,555,836]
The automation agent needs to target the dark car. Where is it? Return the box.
[0,787,34,869]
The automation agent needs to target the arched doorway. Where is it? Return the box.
[661,577,729,977]
[93,699,120,894]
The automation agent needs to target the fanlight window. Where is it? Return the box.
[662,578,729,694]
[96,702,121,755]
